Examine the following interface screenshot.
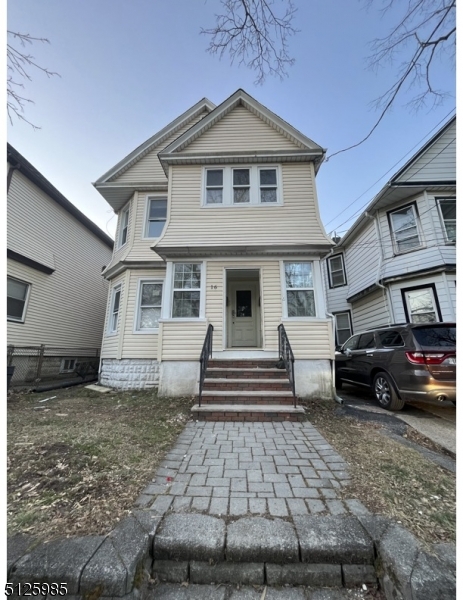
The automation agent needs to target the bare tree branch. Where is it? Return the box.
[7,30,60,129]
[201,0,298,84]
[327,0,455,160]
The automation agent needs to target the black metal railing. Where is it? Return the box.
[278,324,296,407]
[198,324,214,407]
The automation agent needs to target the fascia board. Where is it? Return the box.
[94,98,216,184]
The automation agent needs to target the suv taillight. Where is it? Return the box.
[405,351,452,365]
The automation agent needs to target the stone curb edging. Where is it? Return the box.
[7,512,456,600]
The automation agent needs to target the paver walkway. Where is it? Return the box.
[135,421,369,518]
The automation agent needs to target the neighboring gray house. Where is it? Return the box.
[7,144,114,386]
[322,116,456,345]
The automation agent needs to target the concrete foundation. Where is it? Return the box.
[294,359,332,400]
[158,361,200,397]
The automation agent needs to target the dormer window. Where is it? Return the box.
[203,166,281,206]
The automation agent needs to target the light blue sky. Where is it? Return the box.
[7,0,456,239]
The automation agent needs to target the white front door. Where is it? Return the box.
[229,282,259,347]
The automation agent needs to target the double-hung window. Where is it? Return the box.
[7,276,30,322]
[145,197,167,238]
[259,168,278,203]
[284,262,316,317]
[233,169,250,204]
[172,263,201,318]
[205,169,223,204]
[389,204,421,253]
[328,254,346,287]
[203,166,280,205]
[136,280,163,331]
[118,206,129,248]
[436,198,456,242]
[334,312,352,345]
[108,285,121,334]
[402,286,439,323]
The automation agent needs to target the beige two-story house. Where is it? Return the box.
[323,116,456,345]
[94,90,335,413]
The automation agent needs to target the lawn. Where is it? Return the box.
[7,385,193,541]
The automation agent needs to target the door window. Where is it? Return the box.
[236,290,252,317]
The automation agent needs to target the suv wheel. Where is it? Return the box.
[373,372,404,411]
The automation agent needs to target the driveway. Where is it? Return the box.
[337,383,456,456]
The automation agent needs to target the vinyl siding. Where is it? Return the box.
[158,162,331,248]
[113,110,210,183]
[100,272,126,358]
[124,191,166,262]
[344,220,380,300]
[351,289,390,331]
[121,269,166,359]
[282,320,333,359]
[182,105,303,153]
[7,171,112,349]
[395,120,456,183]
[159,321,207,361]
[104,197,134,272]
[321,257,351,314]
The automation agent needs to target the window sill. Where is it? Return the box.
[133,329,160,335]
[7,317,25,323]
[282,317,330,322]
[159,318,207,323]
[106,331,118,337]
[201,202,283,209]
[329,283,347,289]
[393,244,425,257]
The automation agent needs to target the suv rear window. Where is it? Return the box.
[379,330,404,347]
[412,326,456,348]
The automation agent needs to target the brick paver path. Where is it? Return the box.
[135,421,369,518]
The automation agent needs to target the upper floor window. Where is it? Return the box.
[284,262,315,317]
[136,280,163,331]
[108,285,121,334]
[118,205,129,248]
[328,254,346,287]
[7,276,30,322]
[436,198,456,242]
[145,197,167,238]
[388,204,422,254]
[203,166,280,206]
[172,263,201,318]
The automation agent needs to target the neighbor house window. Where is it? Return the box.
[172,263,201,318]
[136,280,163,330]
[205,169,223,204]
[436,198,456,242]
[284,262,316,317]
[334,312,352,345]
[203,166,280,206]
[108,285,121,334]
[402,286,440,323]
[233,169,250,203]
[259,168,278,203]
[118,205,129,247]
[328,254,347,287]
[7,277,30,322]
[145,197,167,238]
[60,358,76,373]
[389,204,421,253]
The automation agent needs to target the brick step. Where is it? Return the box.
[206,367,288,380]
[200,396,295,405]
[200,390,295,403]
[191,403,305,422]
[203,378,291,392]
[208,359,280,369]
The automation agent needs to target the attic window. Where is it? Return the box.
[203,166,281,206]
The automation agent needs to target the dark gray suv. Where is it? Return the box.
[335,323,456,410]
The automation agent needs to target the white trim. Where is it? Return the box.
[107,284,122,336]
[327,254,347,288]
[435,196,456,243]
[142,195,168,240]
[117,204,130,249]
[201,165,282,207]
[388,203,424,254]
[133,277,165,334]
[403,286,439,323]
[280,260,318,318]
[7,275,31,323]
[168,261,205,319]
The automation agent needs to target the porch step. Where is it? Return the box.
[208,359,280,369]
[203,378,291,392]
[200,390,294,405]
[191,403,305,422]
[206,367,288,379]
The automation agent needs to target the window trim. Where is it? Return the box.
[328,254,347,288]
[205,168,224,205]
[401,283,442,324]
[281,261,318,319]
[133,278,164,333]
[143,195,168,240]
[202,165,282,207]
[107,284,122,336]
[387,202,423,255]
[7,276,31,323]
[168,262,205,320]
[333,311,353,346]
[118,205,130,249]
[60,358,76,373]
[435,197,456,243]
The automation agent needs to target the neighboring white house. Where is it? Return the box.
[322,116,456,346]
[7,144,114,386]
[94,89,335,401]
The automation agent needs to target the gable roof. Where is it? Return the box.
[159,89,326,173]
[337,115,456,247]
[7,144,114,248]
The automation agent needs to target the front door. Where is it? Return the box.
[228,282,259,347]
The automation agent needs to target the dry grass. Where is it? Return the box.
[302,398,456,545]
[7,385,193,542]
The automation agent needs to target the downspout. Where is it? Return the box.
[326,311,344,406]
[365,211,394,323]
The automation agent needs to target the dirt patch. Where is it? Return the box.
[301,398,456,546]
[7,385,193,542]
